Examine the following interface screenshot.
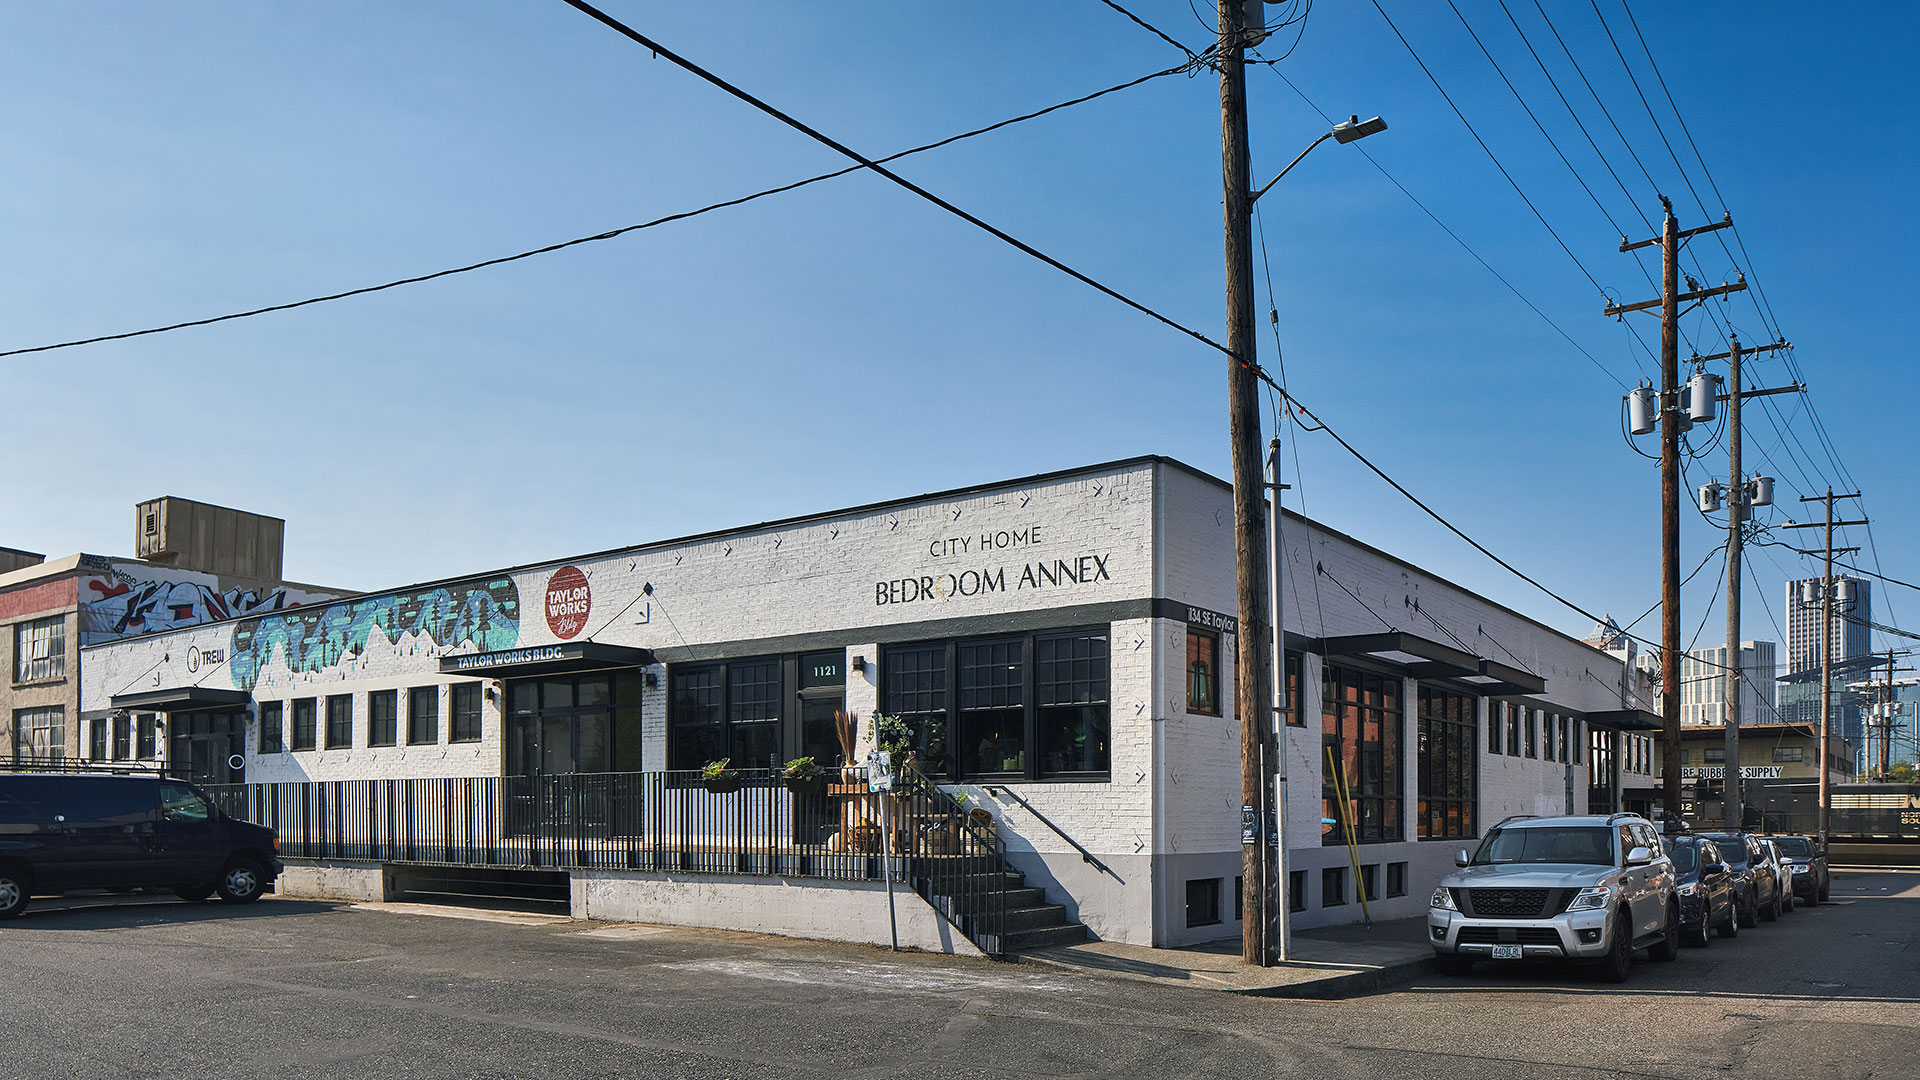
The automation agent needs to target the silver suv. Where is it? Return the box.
[1428,812,1679,982]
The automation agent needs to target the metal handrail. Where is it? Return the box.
[982,784,1118,879]
[0,755,176,777]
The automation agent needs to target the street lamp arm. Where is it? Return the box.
[1249,131,1333,204]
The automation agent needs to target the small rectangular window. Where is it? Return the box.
[136,714,159,759]
[1322,866,1346,907]
[88,716,108,760]
[13,706,65,759]
[1285,650,1305,726]
[13,616,66,683]
[1288,869,1308,912]
[112,714,131,760]
[1524,709,1537,758]
[1185,878,1222,928]
[291,699,317,751]
[1386,861,1408,898]
[1507,704,1522,756]
[1359,863,1378,904]
[1186,629,1220,716]
[368,690,397,747]
[1773,746,1803,763]
[1234,875,1244,922]
[1704,746,1726,763]
[451,683,483,743]
[258,701,284,754]
[1488,702,1504,754]
[409,687,440,745]
[325,694,353,749]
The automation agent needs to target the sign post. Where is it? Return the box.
[868,750,899,951]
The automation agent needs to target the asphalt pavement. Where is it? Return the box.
[1,868,1913,1079]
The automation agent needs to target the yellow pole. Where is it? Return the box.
[1326,745,1371,923]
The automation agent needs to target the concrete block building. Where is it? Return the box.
[80,459,1655,946]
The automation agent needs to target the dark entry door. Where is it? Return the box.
[505,673,637,836]
[170,711,245,786]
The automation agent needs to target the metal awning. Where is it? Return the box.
[438,642,655,679]
[1585,708,1663,731]
[109,687,252,712]
[1457,658,1548,696]
[1319,632,1481,680]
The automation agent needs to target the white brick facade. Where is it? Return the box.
[81,458,1645,946]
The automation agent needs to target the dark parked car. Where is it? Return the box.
[1699,831,1783,927]
[0,771,280,918]
[1663,834,1738,945]
[1763,833,1830,905]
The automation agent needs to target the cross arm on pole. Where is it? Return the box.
[1618,212,1733,252]
[1604,277,1745,318]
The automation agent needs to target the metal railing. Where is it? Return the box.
[0,755,175,777]
[984,782,1118,878]
[202,765,1017,953]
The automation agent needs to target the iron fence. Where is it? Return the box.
[202,765,1011,949]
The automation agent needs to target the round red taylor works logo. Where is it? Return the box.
[544,565,590,640]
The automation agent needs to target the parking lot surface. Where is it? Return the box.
[1,869,1913,1079]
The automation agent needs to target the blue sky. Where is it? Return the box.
[2,2,1913,661]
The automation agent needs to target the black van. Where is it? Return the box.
[0,771,281,918]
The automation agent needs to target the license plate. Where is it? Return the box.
[1490,945,1523,959]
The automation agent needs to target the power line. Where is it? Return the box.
[3,49,1200,360]
[1266,68,1637,391]
[1370,0,1614,302]
[559,0,1239,364]
[1096,0,1202,60]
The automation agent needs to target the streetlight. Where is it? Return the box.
[1250,116,1388,203]
[1233,111,1386,967]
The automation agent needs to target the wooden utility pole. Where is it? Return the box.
[1786,492,1865,852]
[1606,200,1742,824]
[1218,0,1274,967]
[1691,337,1792,830]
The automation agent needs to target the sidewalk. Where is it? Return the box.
[1019,915,1435,999]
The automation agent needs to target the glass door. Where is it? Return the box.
[169,711,245,786]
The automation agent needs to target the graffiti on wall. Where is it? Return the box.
[79,574,315,646]
[229,577,520,690]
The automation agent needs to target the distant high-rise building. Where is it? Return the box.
[1679,641,1778,726]
[1785,575,1871,673]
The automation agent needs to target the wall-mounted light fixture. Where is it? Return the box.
[644,672,659,689]
[484,684,498,703]
[851,655,867,673]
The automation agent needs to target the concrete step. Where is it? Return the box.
[1000,922,1091,952]
[978,904,1073,933]
[941,885,1047,913]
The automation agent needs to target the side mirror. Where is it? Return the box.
[1456,849,1471,868]
[1703,861,1725,876]
[1625,846,1653,867]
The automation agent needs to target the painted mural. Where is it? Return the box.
[229,577,521,690]
[79,571,319,646]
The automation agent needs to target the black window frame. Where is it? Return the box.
[1322,661,1403,844]
[1322,865,1347,907]
[1773,746,1803,763]
[1417,685,1478,841]
[408,686,439,745]
[1284,649,1304,726]
[112,714,131,760]
[1185,877,1222,928]
[87,715,107,760]
[1386,861,1408,898]
[325,694,353,749]
[1186,629,1221,717]
[291,698,317,751]
[258,701,284,755]
[450,683,483,743]
[368,690,398,747]
[1488,701,1504,754]
[135,714,158,759]
[879,627,1111,783]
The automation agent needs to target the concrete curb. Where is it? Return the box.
[1230,955,1435,999]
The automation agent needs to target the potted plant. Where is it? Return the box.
[781,756,826,796]
[700,758,742,794]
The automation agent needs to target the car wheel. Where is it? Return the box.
[173,884,215,902]
[1597,914,1633,984]
[1760,891,1779,923]
[1687,910,1711,948]
[1434,952,1475,976]
[1650,903,1681,961]
[0,866,29,919]
[1716,904,1739,938]
[216,859,267,904]
[1738,889,1759,929]
[1802,888,1818,908]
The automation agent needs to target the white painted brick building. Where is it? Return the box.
[80,457,1655,947]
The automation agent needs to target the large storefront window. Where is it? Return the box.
[1321,663,1402,844]
[1417,686,1476,840]
[882,629,1110,782]
[668,652,847,772]
[507,672,644,776]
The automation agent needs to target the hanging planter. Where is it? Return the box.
[781,756,826,796]
[700,758,742,794]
